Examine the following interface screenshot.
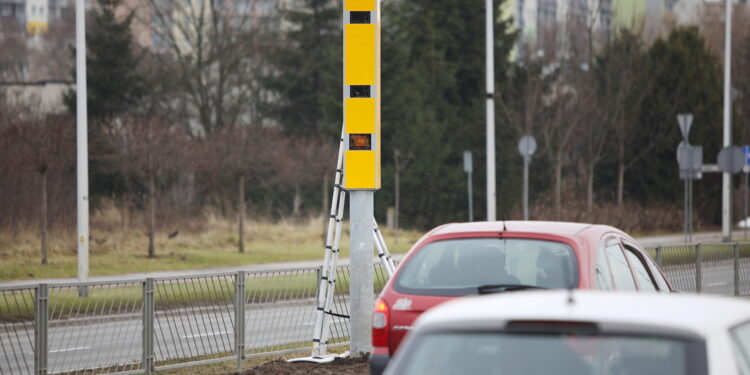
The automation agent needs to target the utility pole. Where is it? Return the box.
[722,0,733,242]
[486,0,496,221]
[75,0,89,297]
[343,0,380,357]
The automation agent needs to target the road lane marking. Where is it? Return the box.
[181,331,229,339]
[49,346,91,353]
[707,281,729,287]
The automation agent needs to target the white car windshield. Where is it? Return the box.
[393,332,706,375]
[395,238,577,296]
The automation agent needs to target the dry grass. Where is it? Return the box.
[0,204,422,282]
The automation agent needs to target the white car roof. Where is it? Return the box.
[414,290,750,338]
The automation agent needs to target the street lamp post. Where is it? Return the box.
[485,0,496,221]
[75,0,89,297]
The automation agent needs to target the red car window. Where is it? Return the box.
[394,238,578,296]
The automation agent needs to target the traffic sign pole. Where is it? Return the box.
[745,169,748,240]
[518,136,537,221]
[743,146,750,239]
[677,115,698,244]
[463,151,473,222]
[686,147,693,243]
[523,156,530,220]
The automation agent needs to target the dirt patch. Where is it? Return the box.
[242,357,368,375]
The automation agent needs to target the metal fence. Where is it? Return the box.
[645,242,750,296]
[3,244,750,374]
[0,264,391,375]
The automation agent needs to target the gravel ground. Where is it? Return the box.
[242,357,368,375]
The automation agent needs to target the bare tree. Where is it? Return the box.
[279,136,337,219]
[141,0,271,134]
[596,31,653,206]
[204,125,284,253]
[107,114,187,258]
[4,114,75,264]
[539,74,586,219]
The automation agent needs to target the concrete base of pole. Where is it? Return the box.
[349,191,374,358]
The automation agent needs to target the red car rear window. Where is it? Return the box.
[394,238,578,296]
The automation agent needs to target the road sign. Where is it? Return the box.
[343,0,380,191]
[518,135,537,158]
[677,114,693,141]
[743,145,750,166]
[718,146,745,174]
[677,142,703,180]
[463,151,473,173]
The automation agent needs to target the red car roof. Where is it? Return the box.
[428,221,602,237]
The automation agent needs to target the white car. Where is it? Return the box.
[384,290,750,375]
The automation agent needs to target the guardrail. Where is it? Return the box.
[645,242,750,296]
[0,264,391,375]
[1,243,748,374]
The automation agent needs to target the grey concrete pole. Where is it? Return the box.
[523,156,530,221]
[349,191,374,357]
[722,0,733,242]
[467,171,474,222]
[486,0,496,221]
[75,0,89,295]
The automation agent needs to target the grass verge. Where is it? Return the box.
[0,210,422,282]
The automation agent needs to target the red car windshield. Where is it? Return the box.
[394,238,578,296]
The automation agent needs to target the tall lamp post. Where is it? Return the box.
[485,0,496,221]
[75,0,89,297]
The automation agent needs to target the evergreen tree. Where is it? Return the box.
[64,0,146,122]
[63,0,147,202]
[264,0,342,138]
[634,27,725,221]
[379,0,517,227]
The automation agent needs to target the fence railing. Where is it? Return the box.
[2,244,749,374]
[645,242,750,296]
[0,264,392,375]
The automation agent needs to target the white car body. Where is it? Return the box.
[385,291,750,375]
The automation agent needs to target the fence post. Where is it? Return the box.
[696,243,702,294]
[655,246,663,266]
[735,243,741,297]
[35,284,48,375]
[235,271,246,373]
[143,279,154,375]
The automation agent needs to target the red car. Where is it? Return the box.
[369,221,672,375]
